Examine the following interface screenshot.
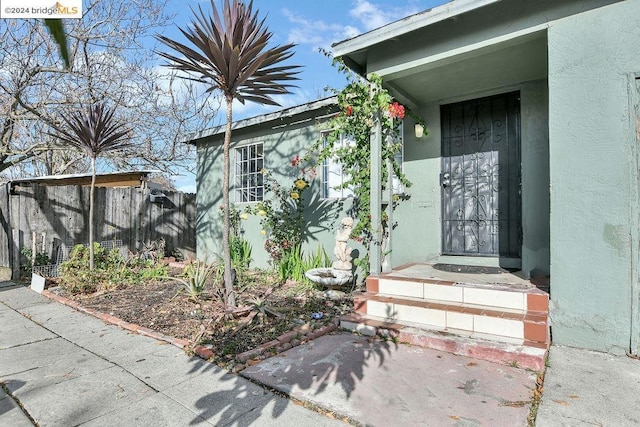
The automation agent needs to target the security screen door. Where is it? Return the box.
[440,91,521,257]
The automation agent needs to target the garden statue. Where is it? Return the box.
[333,217,354,271]
[304,216,354,288]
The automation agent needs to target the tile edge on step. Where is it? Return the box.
[339,314,548,371]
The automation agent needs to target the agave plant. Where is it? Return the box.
[173,259,218,300]
[156,0,301,307]
[47,102,131,269]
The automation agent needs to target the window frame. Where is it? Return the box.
[234,141,264,203]
[321,132,354,200]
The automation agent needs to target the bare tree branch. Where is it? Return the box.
[0,0,220,181]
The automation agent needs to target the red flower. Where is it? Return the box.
[345,105,353,116]
[388,102,405,119]
[290,155,300,167]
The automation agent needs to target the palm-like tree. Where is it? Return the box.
[156,0,301,307]
[48,102,131,269]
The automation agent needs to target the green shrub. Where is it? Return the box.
[230,236,252,270]
[277,245,330,284]
[59,243,167,294]
[20,247,52,274]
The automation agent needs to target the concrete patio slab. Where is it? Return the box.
[0,387,33,427]
[226,395,345,427]
[0,337,114,394]
[163,370,275,426]
[242,333,537,426]
[0,304,57,349]
[11,366,154,426]
[119,345,221,391]
[80,392,214,426]
[0,283,52,310]
[19,298,109,331]
[0,283,340,426]
[536,345,640,426]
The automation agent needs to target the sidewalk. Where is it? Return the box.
[0,282,342,426]
[0,281,538,426]
[3,280,638,426]
[536,345,640,426]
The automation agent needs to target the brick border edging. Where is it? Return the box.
[234,322,338,365]
[40,289,339,370]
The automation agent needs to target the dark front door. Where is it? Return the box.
[440,91,521,257]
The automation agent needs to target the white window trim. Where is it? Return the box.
[234,142,264,203]
[321,132,354,200]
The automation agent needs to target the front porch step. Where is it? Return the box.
[341,274,550,370]
[371,275,550,314]
[353,292,549,347]
[340,313,548,371]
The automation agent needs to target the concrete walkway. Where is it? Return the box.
[0,282,342,426]
[242,333,537,426]
[3,281,639,426]
[536,345,640,426]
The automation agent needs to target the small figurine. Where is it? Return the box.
[333,217,354,271]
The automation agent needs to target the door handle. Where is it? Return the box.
[440,172,450,188]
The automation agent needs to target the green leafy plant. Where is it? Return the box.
[173,259,217,301]
[59,243,167,294]
[246,158,315,264]
[156,0,301,308]
[20,247,52,274]
[230,235,252,270]
[308,54,416,277]
[277,245,330,284]
[47,102,132,270]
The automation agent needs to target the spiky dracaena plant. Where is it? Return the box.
[47,102,131,269]
[156,0,301,307]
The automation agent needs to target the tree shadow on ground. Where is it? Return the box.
[183,304,400,425]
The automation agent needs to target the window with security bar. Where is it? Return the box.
[235,142,264,203]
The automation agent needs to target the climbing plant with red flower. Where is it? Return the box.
[388,102,405,119]
[308,52,421,279]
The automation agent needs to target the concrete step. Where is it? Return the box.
[368,275,549,314]
[340,312,548,371]
[353,291,549,346]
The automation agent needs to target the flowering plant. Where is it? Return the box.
[246,156,316,263]
[309,53,418,277]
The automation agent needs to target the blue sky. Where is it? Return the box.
[165,0,448,192]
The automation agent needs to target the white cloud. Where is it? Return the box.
[282,8,359,52]
[349,0,422,32]
[282,1,423,52]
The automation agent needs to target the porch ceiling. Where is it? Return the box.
[380,31,548,107]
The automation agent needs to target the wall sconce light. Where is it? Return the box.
[414,123,425,138]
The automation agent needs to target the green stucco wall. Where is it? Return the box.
[196,109,362,277]
[548,0,640,354]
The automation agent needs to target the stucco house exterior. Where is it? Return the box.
[190,97,365,271]
[191,0,640,361]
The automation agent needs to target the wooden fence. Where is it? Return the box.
[0,183,196,279]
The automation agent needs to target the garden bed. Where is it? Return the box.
[50,267,354,370]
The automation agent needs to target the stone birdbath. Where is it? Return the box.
[305,217,354,291]
[304,267,352,287]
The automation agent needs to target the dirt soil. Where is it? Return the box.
[52,269,354,366]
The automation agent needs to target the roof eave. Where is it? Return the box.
[184,96,337,145]
[332,0,503,61]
